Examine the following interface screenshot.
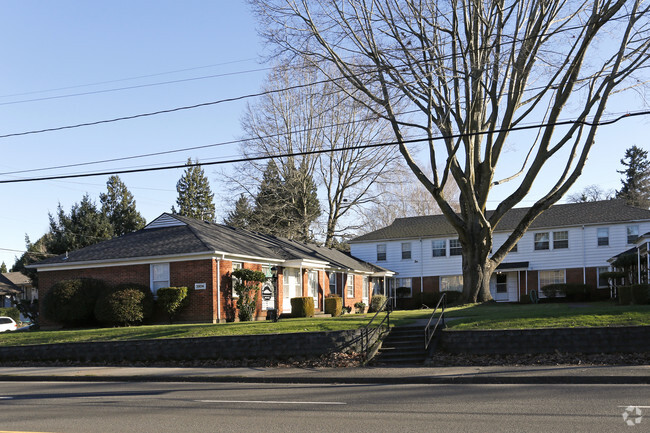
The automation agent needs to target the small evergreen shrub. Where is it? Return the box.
[563,284,591,302]
[618,285,650,305]
[290,296,314,318]
[354,301,366,313]
[156,287,189,323]
[324,295,342,317]
[94,288,145,327]
[369,294,387,312]
[111,283,154,322]
[43,278,106,326]
[0,307,19,322]
[442,290,463,305]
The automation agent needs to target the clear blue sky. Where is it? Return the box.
[0,1,647,268]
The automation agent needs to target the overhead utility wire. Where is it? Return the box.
[0,111,644,185]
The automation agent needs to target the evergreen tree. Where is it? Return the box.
[11,234,51,285]
[99,175,146,236]
[223,194,254,230]
[46,194,114,255]
[172,158,216,221]
[0,262,6,273]
[284,161,321,242]
[617,146,650,208]
[252,160,288,235]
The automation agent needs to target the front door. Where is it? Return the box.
[283,268,300,313]
[494,273,509,302]
[308,270,318,309]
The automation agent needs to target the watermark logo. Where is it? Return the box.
[622,406,643,426]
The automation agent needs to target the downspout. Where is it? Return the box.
[419,238,424,301]
[582,225,586,284]
[638,246,641,284]
[216,257,221,323]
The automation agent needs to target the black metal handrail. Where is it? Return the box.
[424,293,447,350]
[361,297,392,360]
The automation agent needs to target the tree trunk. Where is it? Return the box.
[460,220,494,303]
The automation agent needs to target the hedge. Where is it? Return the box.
[0,307,20,322]
[111,283,155,322]
[94,288,145,327]
[369,295,387,312]
[156,287,189,323]
[618,285,650,305]
[291,297,314,318]
[42,278,106,326]
[324,295,342,317]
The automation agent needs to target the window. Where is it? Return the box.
[449,239,462,256]
[534,232,550,250]
[231,262,243,298]
[346,274,354,298]
[150,263,170,296]
[496,273,507,293]
[440,275,463,292]
[539,269,565,287]
[395,277,412,297]
[432,240,446,257]
[510,243,518,253]
[627,225,639,244]
[328,271,337,295]
[376,244,386,261]
[597,228,609,246]
[597,266,610,288]
[401,242,412,260]
[553,231,569,249]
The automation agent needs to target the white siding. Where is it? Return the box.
[350,220,650,278]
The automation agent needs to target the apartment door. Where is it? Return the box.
[282,268,300,313]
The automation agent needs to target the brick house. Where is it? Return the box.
[348,199,650,307]
[29,213,394,326]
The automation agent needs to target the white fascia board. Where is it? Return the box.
[282,259,330,268]
[30,250,284,272]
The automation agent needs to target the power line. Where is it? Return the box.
[0,111,644,185]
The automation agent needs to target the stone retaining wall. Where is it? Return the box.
[0,329,373,363]
[439,326,650,354]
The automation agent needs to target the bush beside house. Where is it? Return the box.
[291,297,314,318]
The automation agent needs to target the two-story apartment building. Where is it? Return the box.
[349,199,650,305]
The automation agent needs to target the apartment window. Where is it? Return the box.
[597,266,610,288]
[401,242,412,260]
[539,269,565,287]
[510,243,518,253]
[553,231,569,249]
[432,240,446,257]
[376,244,386,261]
[534,232,550,250]
[395,277,412,298]
[346,274,354,298]
[449,239,463,256]
[627,225,639,244]
[597,228,609,246]
[231,262,243,298]
[328,271,337,295]
[150,263,170,296]
[440,275,463,292]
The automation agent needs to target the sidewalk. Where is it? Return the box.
[0,364,649,384]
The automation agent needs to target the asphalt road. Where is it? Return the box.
[0,381,648,432]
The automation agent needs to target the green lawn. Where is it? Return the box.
[1,302,649,346]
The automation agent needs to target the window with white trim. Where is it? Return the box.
[553,231,569,249]
[627,225,639,244]
[150,263,170,296]
[597,228,609,246]
[395,277,412,297]
[376,244,386,261]
[401,242,411,260]
[231,262,243,298]
[538,269,565,287]
[449,239,462,256]
[346,274,354,298]
[440,275,463,292]
[432,239,446,257]
[534,232,550,250]
[328,271,337,295]
[597,266,610,288]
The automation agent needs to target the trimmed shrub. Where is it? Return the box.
[442,290,464,305]
[42,278,106,326]
[290,297,314,318]
[540,284,565,299]
[0,307,19,322]
[369,294,387,312]
[111,283,154,322]
[324,296,342,317]
[94,288,145,327]
[618,285,650,305]
[563,284,591,302]
[156,287,189,323]
[354,301,366,313]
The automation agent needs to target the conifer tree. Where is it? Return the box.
[0,262,7,273]
[223,194,254,230]
[172,158,216,221]
[100,175,146,236]
[617,146,650,208]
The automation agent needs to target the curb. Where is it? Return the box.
[0,374,648,385]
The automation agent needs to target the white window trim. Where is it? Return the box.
[231,262,243,298]
[328,271,337,295]
[534,232,550,251]
[440,275,463,292]
[346,274,355,298]
[597,266,611,288]
[597,228,610,247]
[627,225,639,245]
[401,242,412,260]
[552,231,569,249]
[150,263,170,296]
[538,269,566,288]
[432,239,446,257]
[376,244,387,261]
[395,277,413,298]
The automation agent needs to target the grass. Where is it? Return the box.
[2,301,650,346]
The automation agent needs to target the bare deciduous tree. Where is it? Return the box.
[236,63,400,246]
[251,0,650,302]
[566,184,614,203]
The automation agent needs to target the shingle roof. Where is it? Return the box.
[32,213,383,274]
[0,274,21,295]
[352,199,650,242]
[1,272,31,286]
